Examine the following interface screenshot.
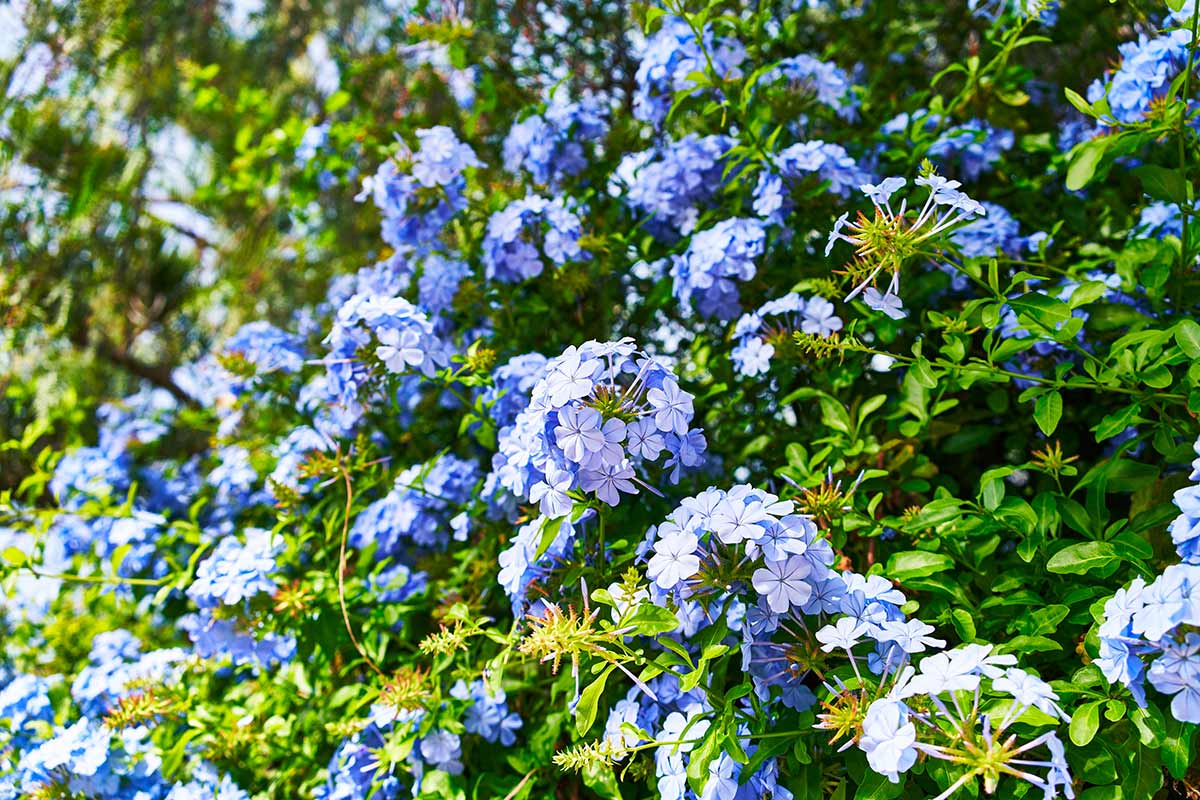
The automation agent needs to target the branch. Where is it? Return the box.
[90,337,197,407]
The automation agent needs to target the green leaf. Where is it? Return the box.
[910,358,938,389]
[626,603,681,636]
[1121,744,1163,798]
[1046,542,1118,575]
[1063,87,1093,116]
[950,608,977,641]
[1175,319,1200,358]
[582,762,622,800]
[1093,403,1144,442]
[1066,137,1110,191]
[1132,164,1188,205]
[887,551,953,580]
[1070,701,1102,746]
[1163,720,1195,779]
[1009,292,1071,330]
[575,664,615,735]
[1034,391,1063,436]
[1,546,28,567]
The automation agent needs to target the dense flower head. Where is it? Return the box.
[482,194,588,283]
[927,119,1014,181]
[357,125,481,250]
[96,388,176,451]
[851,645,1071,795]
[451,679,524,745]
[951,201,1033,258]
[316,724,401,800]
[670,217,766,320]
[1172,436,1200,564]
[0,675,55,751]
[503,90,609,187]
[497,513,590,613]
[1097,445,1200,725]
[50,446,131,511]
[350,453,481,556]
[180,613,297,667]
[761,53,859,119]
[633,16,745,126]
[490,339,706,511]
[416,253,471,317]
[617,134,734,235]
[71,632,187,717]
[481,352,549,429]
[731,292,843,377]
[1087,30,1192,125]
[753,140,873,222]
[187,527,281,608]
[220,321,307,383]
[324,254,413,315]
[642,485,835,610]
[322,293,449,430]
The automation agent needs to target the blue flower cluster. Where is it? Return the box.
[350,452,481,557]
[1097,437,1200,723]
[318,674,526,800]
[634,16,745,126]
[731,292,843,377]
[761,53,858,119]
[181,528,296,667]
[502,90,609,187]
[71,631,187,717]
[1,646,248,798]
[622,481,1073,797]
[490,338,707,514]
[602,678,791,800]
[926,119,1014,181]
[357,126,481,251]
[482,195,588,282]
[670,218,766,320]
[618,134,733,235]
[951,201,1037,258]
[753,140,872,223]
[479,351,549,428]
[220,321,307,386]
[322,293,449,430]
[1087,30,1191,125]
[497,513,592,614]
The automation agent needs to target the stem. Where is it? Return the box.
[24,568,167,587]
[337,454,384,677]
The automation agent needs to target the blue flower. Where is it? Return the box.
[633,17,744,126]
[221,321,307,382]
[927,119,1014,181]
[483,195,588,282]
[503,90,608,187]
[50,447,131,511]
[762,54,858,119]
[616,134,733,235]
[858,699,917,782]
[670,218,766,319]
[187,528,280,608]
[418,729,463,774]
[357,126,480,251]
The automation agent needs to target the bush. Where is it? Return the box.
[2,0,1200,798]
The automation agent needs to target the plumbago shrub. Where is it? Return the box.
[6,0,1200,798]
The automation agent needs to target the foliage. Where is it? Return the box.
[2,0,1200,798]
